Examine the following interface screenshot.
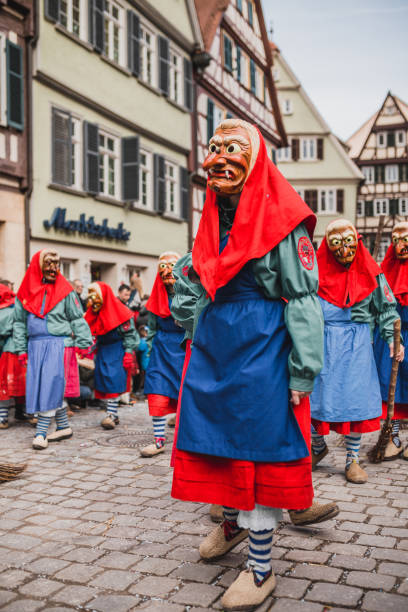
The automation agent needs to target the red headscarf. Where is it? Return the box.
[381,244,408,306]
[17,250,73,318]
[85,281,133,336]
[317,237,381,308]
[192,126,316,300]
[0,284,15,309]
[145,273,171,318]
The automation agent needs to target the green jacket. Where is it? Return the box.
[350,273,399,343]
[0,306,17,354]
[116,319,140,353]
[171,223,324,392]
[13,292,93,354]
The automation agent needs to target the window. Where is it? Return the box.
[283,99,293,115]
[318,189,336,214]
[357,200,364,217]
[250,58,256,95]
[165,161,179,215]
[71,117,82,190]
[60,259,73,279]
[247,1,254,26]
[103,0,124,65]
[377,132,386,148]
[277,146,291,162]
[378,237,391,261]
[0,34,6,126]
[397,130,406,146]
[362,166,374,184]
[52,108,82,189]
[98,131,119,198]
[272,67,280,82]
[296,189,304,199]
[139,22,156,86]
[400,198,408,215]
[169,49,182,105]
[60,0,82,37]
[223,33,233,72]
[374,198,389,216]
[239,51,249,88]
[385,164,399,183]
[137,149,153,209]
[236,0,243,12]
[300,138,316,160]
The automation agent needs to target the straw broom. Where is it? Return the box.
[368,318,401,463]
[0,462,26,483]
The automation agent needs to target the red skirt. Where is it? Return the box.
[0,352,26,400]
[172,397,313,511]
[95,372,132,400]
[147,394,177,417]
[382,400,408,420]
[312,416,381,435]
[64,347,80,398]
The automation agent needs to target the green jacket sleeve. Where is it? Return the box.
[119,318,140,353]
[171,253,206,339]
[370,273,400,344]
[64,292,93,349]
[146,312,158,357]
[13,298,28,354]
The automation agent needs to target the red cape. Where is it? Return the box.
[317,237,381,308]
[145,273,171,318]
[17,251,73,318]
[0,284,15,309]
[192,127,316,300]
[85,281,133,336]
[381,244,408,306]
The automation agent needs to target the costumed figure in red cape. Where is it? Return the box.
[171,119,339,611]
[14,250,93,450]
[0,284,26,428]
[310,219,403,482]
[374,221,408,460]
[85,282,139,429]
[140,252,186,458]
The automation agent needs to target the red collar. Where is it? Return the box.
[381,244,408,306]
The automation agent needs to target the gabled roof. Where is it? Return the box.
[194,0,230,52]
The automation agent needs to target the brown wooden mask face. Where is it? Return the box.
[326,221,358,266]
[202,126,252,195]
[41,253,60,283]
[87,288,103,313]
[158,254,179,289]
[392,224,408,260]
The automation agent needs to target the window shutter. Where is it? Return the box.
[226,112,233,119]
[158,36,170,96]
[375,165,384,183]
[399,163,408,183]
[83,121,99,194]
[127,11,140,77]
[317,138,324,160]
[6,41,24,131]
[336,189,344,213]
[390,198,399,216]
[271,149,277,164]
[207,98,214,143]
[223,34,232,72]
[236,45,241,82]
[90,0,104,53]
[183,58,193,111]
[304,190,318,212]
[52,108,72,186]
[180,167,189,221]
[250,58,256,94]
[122,136,139,201]
[45,0,60,22]
[154,154,166,213]
[387,131,395,147]
[291,138,299,161]
[365,201,374,217]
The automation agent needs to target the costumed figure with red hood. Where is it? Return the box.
[374,221,408,460]
[310,219,403,483]
[13,250,92,450]
[0,284,26,428]
[170,119,339,611]
[140,251,186,458]
[85,282,139,429]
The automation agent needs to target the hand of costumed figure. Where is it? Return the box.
[18,353,28,367]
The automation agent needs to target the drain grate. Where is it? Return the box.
[96,429,160,448]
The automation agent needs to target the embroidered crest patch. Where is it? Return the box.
[122,321,131,331]
[384,285,393,303]
[297,236,315,270]
[182,265,189,277]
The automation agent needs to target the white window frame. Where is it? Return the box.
[356,200,364,217]
[300,138,317,161]
[59,0,86,39]
[377,132,386,148]
[296,188,305,199]
[103,0,125,66]
[60,259,73,279]
[272,67,280,82]
[98,130,120,199]
[71,116,82,190]
[139,21,156,87]
[318,188,336,214]
[378,237,391,261]
[277,146,291,162]
[400,198,408,216]
[385,164,399,183]
[374,198,389,216]
[169,47,183,106]
[0,33,6,127]
[362,165,375,184]
[136,148,153,210]
[165,160,180,217]
[283,99,293,115]
[396,130,406,146]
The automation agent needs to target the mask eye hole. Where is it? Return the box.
[226,143,242,154]
[209,143,218,153]
[403,237,408,243]
[331,239,341,247]
[344,236,354,244]
[159,263,167,269]
[392,236,399,244]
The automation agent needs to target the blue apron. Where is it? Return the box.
[94,327,127,394]
[177,235,309,463]
[310,297,381,422]
[144,306,185,400]
[26,313,65,414]
[374,303,408,402]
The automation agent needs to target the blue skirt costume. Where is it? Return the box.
[94,327,127,396]
[26,313,65,414]
[310,297,382,424]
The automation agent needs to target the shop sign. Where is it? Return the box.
[43,207,131,241]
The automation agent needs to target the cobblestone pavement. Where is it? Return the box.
[0,402,407,612]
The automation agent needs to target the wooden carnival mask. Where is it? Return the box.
[392,222,408,260]
[158,252,180,291]
[40,250,60,283]
[87,285,103,313]
[326,219,358,266]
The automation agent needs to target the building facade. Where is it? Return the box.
[272,45,363,247]
[29,0,201,293]
[191,0,285,243]
[0,1,34,285]
[347,92,408,260]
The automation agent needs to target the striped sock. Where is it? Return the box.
[0,404,9,423]
[35,415,51,438]
[55,406,69,430]
[311,429,326,455]
[222,507,241,540]
[107,399,119,419]
[345,432,362,468]
[152,416,166,447]
[392,420,401,447]
[248,529,273,585]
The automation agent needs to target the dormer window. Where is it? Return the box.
[377,132,386,148]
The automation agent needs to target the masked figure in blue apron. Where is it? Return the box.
[311,219,402,483]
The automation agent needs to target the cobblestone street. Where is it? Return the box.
[0,402,407,612]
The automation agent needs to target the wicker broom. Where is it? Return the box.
[368,318,401,463]
[0,462,27,483]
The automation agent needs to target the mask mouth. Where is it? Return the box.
[208,168,235,181]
